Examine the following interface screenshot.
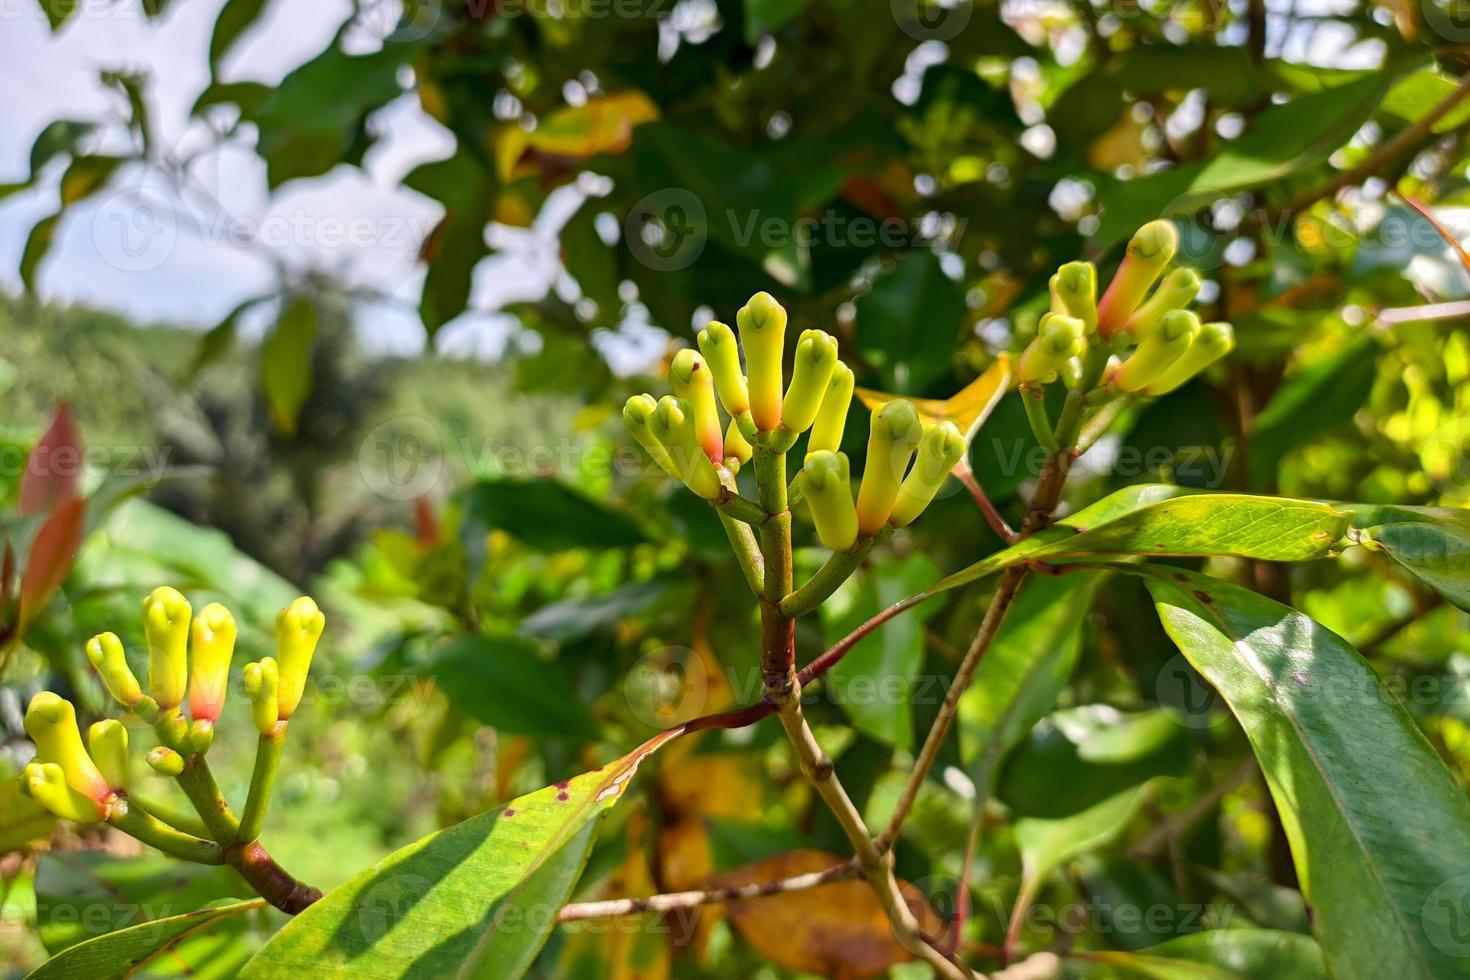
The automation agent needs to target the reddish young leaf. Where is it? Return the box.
[19,496,86,632]
[19,404,82,516]
[413,497,442,547]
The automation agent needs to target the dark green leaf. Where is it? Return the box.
[744,0,808,43]
[1350,505,1470,612]
[240,733,682,978]
[260,296,317,435]
[20,212,61,293]
[461,477,646,551]
[520,577,677,644]
[430,633,595,737]
[209,0,271,70]
[854,251,965,393]
[1143,566,1470,979]
[406,148,495,334]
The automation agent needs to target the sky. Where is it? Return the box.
[0,0,576,359]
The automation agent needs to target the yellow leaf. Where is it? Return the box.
[527,92,659,160]
[857,354,1012,442]
[710,850,944,979]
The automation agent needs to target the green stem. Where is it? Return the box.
[713,485,767,526]
[239,724,286,844]
[753,446,794,693]
[109,798,224,864]
[718,513,766,594]
[779,531,885,619]
[129,793,213,840]
[174,753,240,843]
[1022,387,1059,452]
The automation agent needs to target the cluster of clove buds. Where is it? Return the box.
[1018,220,1235,398]
[624,292,964,557]
[19,588,323,863]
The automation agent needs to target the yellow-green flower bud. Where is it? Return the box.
[188,603,236,724]
[801,451,859,551]
[87,720,128,791]
[856,399,923,536]
[625,393,679,480]
[1111,309,1201,393]
[276,597,324,720]
[1143,322,1235,396]
[1122,268,1200,338]
[24,692,110,802]
[669,348,724,463]
[725,418,753,466]
[696,320,750,421]
[1055,261,1098,333]
[891,421,966,527]
[781,330,839,436]
[650,397,723,500]
[1018,314,1086,385]
[85,632,156,718]
[21,761,104,822]
[1098,220,1178,337]
[187,720,215,755]
[244,658,281,734]
[142,586,191,710]
[146,746,185,777]
[736,292,788,431]
[807,362,855,457]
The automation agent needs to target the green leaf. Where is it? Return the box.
[520,576,677,644]
[1142,566,1470,979]
[854,251,966,393]
[20,212,61,293]
[461,477,646,552]
[1086,929,1326,980]
[430,634,595,738]
[191,295,268,377]
[1095,74,1389,247]
[209,0,271,70]
[240,732,683,979]
[1015,786,1145,898]
[957,572,1097,797]
[999,705,1186,819]
[91,498,297,622]
[744,0,808,42]
[260,296,317,435]
[35,851,249,952]
[1352,506,1470,612]
[36,0,75,30]
[28,899,266,980]
[1248,337,1378,488]
[406,148,495,335]
[1381,69,1470,135]
[927,485,1350,595]
[823,552,941,749]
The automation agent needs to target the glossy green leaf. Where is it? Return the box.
[1084,929,1326,980]
[1143,566,1470,979]
[209,0,271,70]
[1349,504,1470,612]
[824,551,942,749]
[240,731,682,979]
[430,634,595,738]
[927,486,1350,595]
[260,296,317,435]
[461,476,646,552]
[35,851,249,953]
[957,572,1097,796]
[28,899,265,980]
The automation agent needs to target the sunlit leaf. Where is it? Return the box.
[28,900,266,979]
[1083,929,1327,980]
[1143,566,1470,978]
[856,354,1012,442]
[240,731,684,978]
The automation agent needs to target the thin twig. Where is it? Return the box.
[1273,68,1470,220]
[953,456,1017,544]
[558,860,860,921]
